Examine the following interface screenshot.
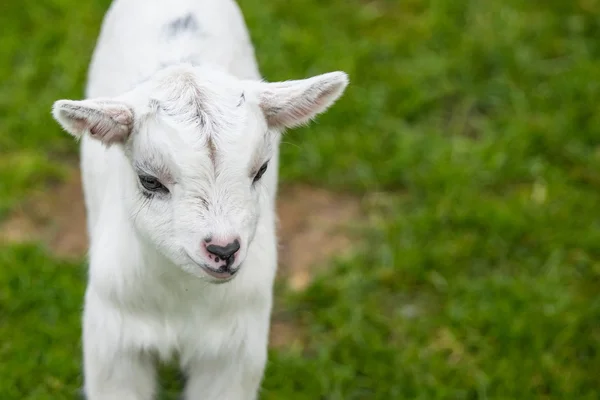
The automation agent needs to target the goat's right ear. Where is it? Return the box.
[51,99,134,145]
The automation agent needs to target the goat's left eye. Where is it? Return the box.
[139,175,167,192]
[253,162,269,183]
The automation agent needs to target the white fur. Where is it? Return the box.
[51,0,348,399]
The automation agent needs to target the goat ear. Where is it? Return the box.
[51,99,134,145]
[259,71,349,129]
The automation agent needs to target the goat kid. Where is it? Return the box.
[51,0,348,399]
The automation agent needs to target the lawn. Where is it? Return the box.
[1,0,599,399]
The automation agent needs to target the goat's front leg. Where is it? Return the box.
[182,322,269,400]
[182,355,266,400]
[82,291,157,400]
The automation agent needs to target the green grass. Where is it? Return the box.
[1,0,599,398]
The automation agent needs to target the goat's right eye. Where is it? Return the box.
[139,175,167,192]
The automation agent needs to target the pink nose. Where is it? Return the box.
[203,237,241,267]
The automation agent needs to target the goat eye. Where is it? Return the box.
[139,175,167,192]
[253,162,269,183]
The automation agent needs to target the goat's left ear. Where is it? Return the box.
[258,71,349,129]
[51,98,134,145]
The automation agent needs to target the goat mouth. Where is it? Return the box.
[200,265,238,280]
[184,253,240,282]
[199,264,240,282]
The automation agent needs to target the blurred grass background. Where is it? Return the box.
[1,0,599,399]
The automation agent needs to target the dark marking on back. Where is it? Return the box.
[237,92,246,107]
[165,13,199,38]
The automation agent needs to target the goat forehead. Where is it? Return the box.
[168,117,260,157]
[133,71,268,177]
[152,99,265,152]
[136,121,261,180]
[153,66,242,112]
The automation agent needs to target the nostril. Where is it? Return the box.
[206,239,240,260]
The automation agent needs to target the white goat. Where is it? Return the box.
[50,0,348,399]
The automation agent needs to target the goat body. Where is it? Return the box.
[51,0,348,398]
